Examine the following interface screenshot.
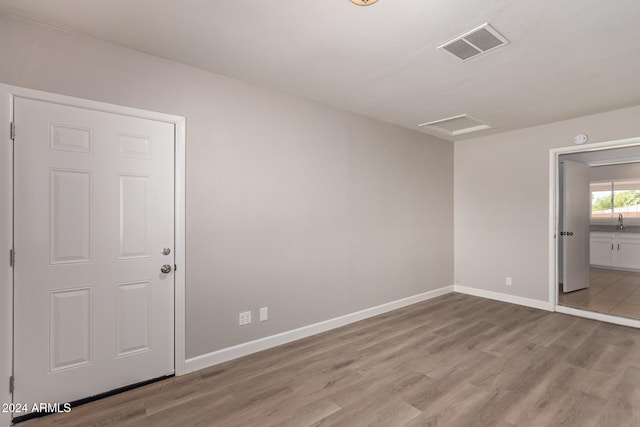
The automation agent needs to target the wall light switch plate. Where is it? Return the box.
[239,311,252,325]
[260,307,268,321]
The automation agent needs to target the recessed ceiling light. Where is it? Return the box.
[350,0,380,6]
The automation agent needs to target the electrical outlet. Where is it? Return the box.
[505,276,512,286]
[260,307,268,322]
[239,311,252,325]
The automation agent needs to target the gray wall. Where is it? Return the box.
[0,14,454,358]
[455,105,640,302]
[591,163,640,181]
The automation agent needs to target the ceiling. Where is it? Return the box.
[1,0,640,141]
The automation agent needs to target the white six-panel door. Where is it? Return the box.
[13,97,175,409]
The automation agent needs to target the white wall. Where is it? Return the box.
[0,13,454,360]
[455,105,640,303]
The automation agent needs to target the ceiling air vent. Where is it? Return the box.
[418,115,491,138]
[438,23,509,61]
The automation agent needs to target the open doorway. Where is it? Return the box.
[553,139,640,325]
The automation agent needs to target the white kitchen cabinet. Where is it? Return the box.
[590,232,614,266]
[617,234,640,269]
[590,232,640,270]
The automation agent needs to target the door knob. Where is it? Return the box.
[161,264,172,274]
[161,247,171,255]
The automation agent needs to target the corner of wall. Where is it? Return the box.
[454,284,553,311]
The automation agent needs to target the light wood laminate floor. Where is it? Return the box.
[21,293,640,426]
[559,268,640,319]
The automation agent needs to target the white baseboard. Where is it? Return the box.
[454,285,553,311]
[183,285,455,374]
[183,284,558,375]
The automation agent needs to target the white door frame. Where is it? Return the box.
[549,136,640,328]
[0,83,187,426]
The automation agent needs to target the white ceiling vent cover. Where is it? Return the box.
[418,114,491,137]
[438,23,509,61]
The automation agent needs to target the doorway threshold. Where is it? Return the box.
[556,304,640,329]
[12,374,174,424]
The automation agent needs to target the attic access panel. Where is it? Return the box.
[418,114,491,138]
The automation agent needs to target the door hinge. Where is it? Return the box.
[10,122,15,140]
[9,249,15,267]
[9,376,14,394]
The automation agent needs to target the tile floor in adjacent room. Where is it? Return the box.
[559,268,640,319]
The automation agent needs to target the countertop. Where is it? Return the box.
[590,225,640,233]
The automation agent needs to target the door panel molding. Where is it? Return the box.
[0,82,186,425]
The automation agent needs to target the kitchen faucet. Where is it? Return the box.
[617,213,627,230]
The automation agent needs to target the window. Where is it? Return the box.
[591,179,640,221]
